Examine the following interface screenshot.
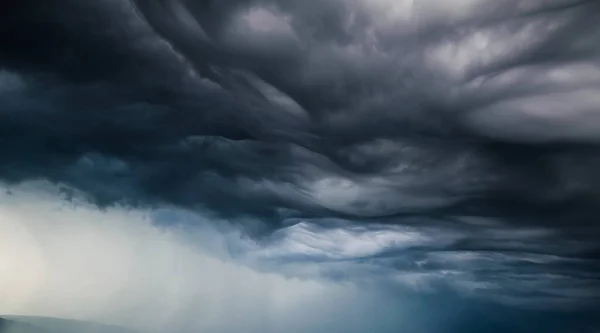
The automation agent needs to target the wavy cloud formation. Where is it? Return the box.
[1,185,597,333]
[0,0,599,318]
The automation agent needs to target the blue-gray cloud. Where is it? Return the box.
[0,0,599,328]
[1,186,598,333]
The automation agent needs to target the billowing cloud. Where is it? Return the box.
[0,0,599,325]
[1,0,600,222]
[1,183,597,333]
[0,184,413,333]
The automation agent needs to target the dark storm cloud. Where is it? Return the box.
[1,0,600,310]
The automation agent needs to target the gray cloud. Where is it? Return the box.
[1,184,598,333]
[1,0,600,318]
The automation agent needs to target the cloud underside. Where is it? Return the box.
[0,0,599,309]
[0,189,597,333]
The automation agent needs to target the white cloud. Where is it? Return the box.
[257,222,455,260]
[0,182,406,333]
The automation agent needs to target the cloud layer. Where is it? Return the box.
[0,0,599,320]
[1,184,598,333]
[0,184,412,333]
[1,0,600,221]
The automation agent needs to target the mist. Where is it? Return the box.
[0,182,408,333]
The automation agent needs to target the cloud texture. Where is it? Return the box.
[1,0,600,221]
[0,0,600,325]
[1,184,598,333]
[0,185,411,333]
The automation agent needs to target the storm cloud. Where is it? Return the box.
[1,184,597,333]
[1,0,600,320]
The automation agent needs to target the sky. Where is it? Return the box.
[0,0,600,332]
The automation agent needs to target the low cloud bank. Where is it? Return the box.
[0,183,408,333]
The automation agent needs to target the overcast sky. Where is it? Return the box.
[1,0,600,332]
